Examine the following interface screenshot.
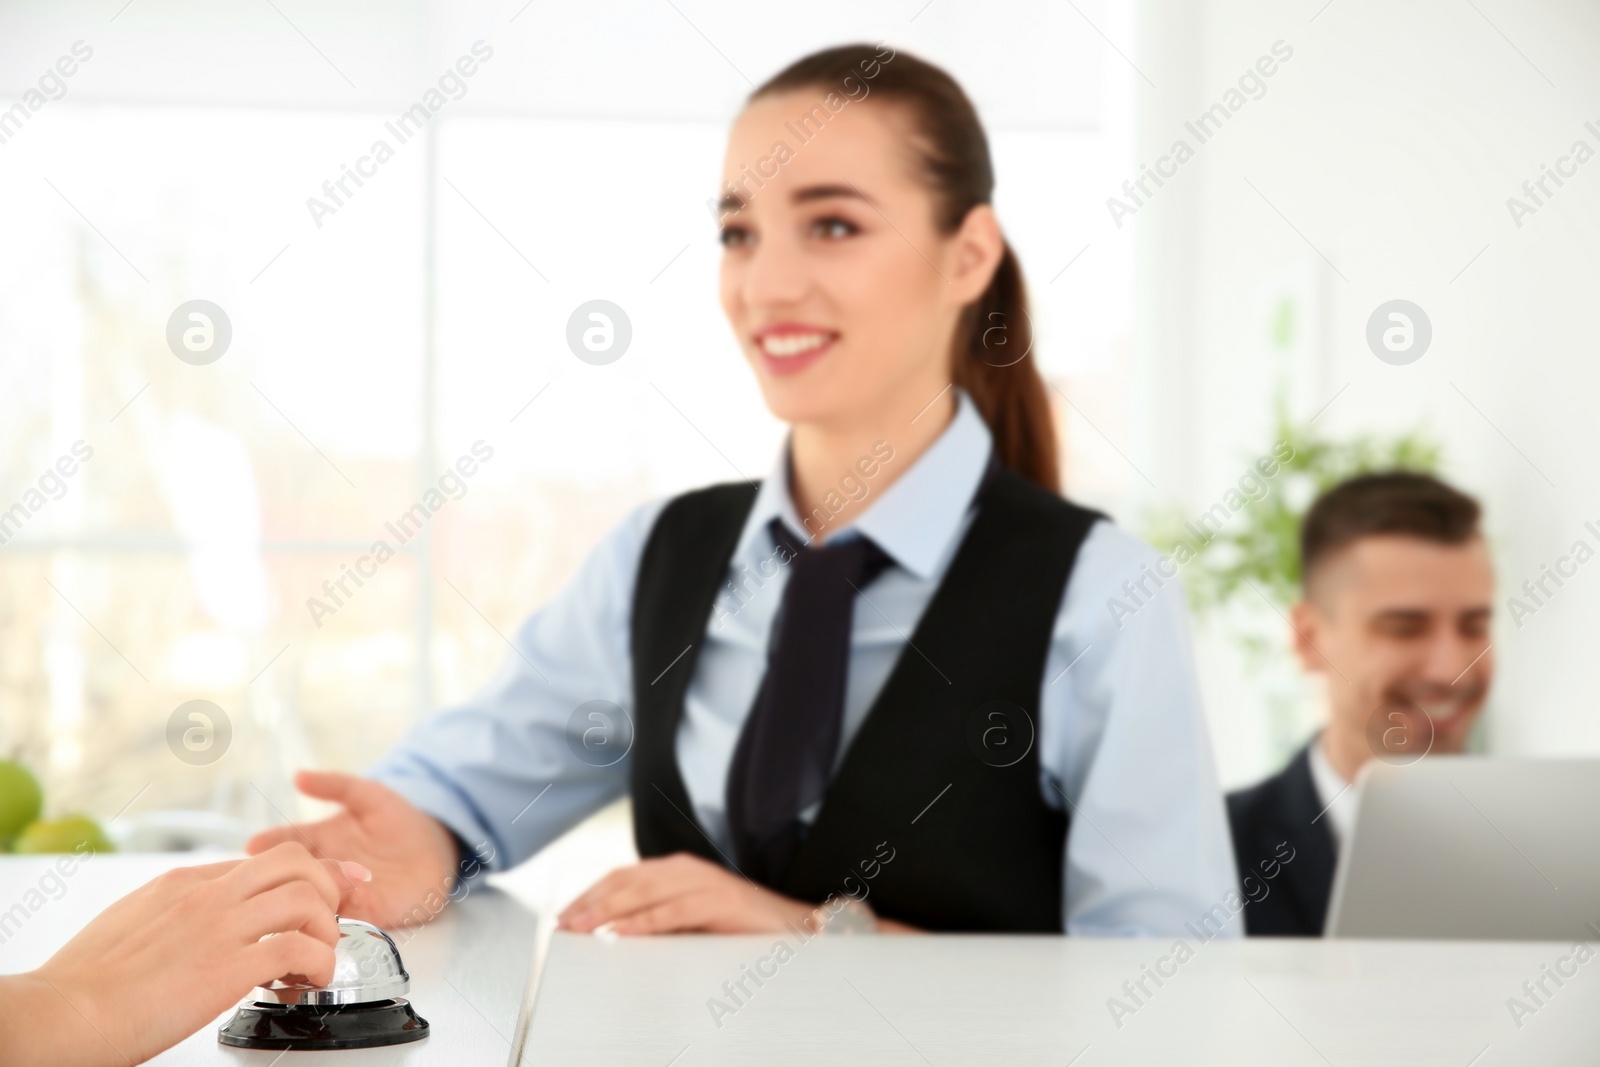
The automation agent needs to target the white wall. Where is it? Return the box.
[1132,0,1600,784]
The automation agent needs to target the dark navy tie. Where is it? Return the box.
[724,518,895,885]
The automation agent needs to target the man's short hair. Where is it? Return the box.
[1300,471,1482,592]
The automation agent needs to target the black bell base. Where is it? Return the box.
[218,997,430,1051]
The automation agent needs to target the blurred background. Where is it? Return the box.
[0,0,1596,879]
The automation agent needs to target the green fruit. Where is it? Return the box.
[0,761,43,849]
[12,813,115,855]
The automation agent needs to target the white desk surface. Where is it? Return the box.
[523,931,1593,1065]
[6,855,1596,1065]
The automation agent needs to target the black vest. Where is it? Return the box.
[628,467,1103,932]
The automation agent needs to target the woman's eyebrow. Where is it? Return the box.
[716,183,876,216]
[714,182,877,219]
[791,183,875,206]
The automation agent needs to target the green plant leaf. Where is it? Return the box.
[1143,405,1442,664]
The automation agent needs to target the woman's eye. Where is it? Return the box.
[811,216,858,239]
[719,226,752,249]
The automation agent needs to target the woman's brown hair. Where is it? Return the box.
[749,43,1060,493]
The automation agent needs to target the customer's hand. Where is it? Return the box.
[558,852,816,934]
[245,769,463,928]
[0,842,366,1067]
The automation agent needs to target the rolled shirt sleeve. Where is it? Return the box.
[365,497,667,875]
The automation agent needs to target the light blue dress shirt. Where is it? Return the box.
[368,389,1242,936]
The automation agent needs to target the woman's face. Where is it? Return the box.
[717,90,998,430]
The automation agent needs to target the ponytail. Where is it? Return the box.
[952,241,1059,493]
[752,44,1062,494]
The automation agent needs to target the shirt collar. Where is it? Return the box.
[1307,732,1355,847]
[732,387,994,581]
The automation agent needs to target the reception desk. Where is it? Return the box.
[520,928,1591,1065]
[3,856,1592,1064]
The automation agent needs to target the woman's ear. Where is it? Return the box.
[945,203,1005,305]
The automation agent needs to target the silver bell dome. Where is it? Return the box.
[250,916,412,1007]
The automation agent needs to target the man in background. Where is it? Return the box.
[1227,471,1494,936]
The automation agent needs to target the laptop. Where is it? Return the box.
[1326,756,1600,940]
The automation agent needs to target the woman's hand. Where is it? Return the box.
[557,853,817,935]
[0,842,368,1067]
[245,769,464,929]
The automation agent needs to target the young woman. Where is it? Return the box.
[250,43,1238,937]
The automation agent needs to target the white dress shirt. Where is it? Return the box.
[367,389,1241,936]
[1307,732,1356,848]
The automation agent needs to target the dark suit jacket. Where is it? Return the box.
[1226,742,1338,936]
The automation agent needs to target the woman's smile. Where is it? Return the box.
[753,322,840,376]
